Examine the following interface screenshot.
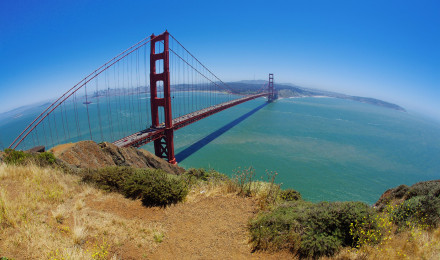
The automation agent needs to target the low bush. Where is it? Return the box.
[279,189,301,201]
[182,168,228,188]
[36,152,56,165]
[249,200,377,258]
[392,195,440,229]
[3,149,29,165]
[134,170,188,207]
[82,166,134,192]
[185,168,210,181]
[82,167,188,207]
[405,181,440,199]
[2,149,56,167]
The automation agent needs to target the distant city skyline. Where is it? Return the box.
[0,0,439,120]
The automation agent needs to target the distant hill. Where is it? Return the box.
[226,80,406,112]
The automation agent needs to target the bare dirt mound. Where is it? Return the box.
[51,140,184,175]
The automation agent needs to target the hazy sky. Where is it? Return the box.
[1,0,439,120]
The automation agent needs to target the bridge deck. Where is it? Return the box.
[113,93,268,148]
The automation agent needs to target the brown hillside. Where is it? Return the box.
[50,141,184,175]
[0,164,290,259]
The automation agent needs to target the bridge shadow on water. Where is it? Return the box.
[175,102,268,162]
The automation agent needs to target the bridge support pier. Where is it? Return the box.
[150,31,176,164]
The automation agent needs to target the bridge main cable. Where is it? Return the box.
[10,34,157,150]
[169,34,235,94]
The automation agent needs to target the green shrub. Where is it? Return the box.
[2,149,56,167]
[185,168,210,181]
[134,170,188,207]
[393,195,440,229]
[249,201,376,258]
[122,170,150,199]
[279,189,301,201]
[35,152,57,166]
[3,149,29,165]
[182,168,229,188]
[82,167,134,192]
[405,181,440,199]
[82,167,189,207]
[299,232,341,258]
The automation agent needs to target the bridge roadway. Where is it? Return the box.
[113,93,268,148]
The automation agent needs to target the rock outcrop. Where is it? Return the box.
[50,141,184,175]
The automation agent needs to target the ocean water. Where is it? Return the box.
[2,95,440,204]
[146,97,440,204]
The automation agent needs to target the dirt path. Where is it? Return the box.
[83,190,291,259]
[148,194,289,260]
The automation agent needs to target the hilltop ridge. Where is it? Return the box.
[50,140,184,175]
[228,80,406,112]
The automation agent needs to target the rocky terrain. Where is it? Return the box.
[50,141,184,175]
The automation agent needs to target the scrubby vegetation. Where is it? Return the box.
[82,167,188,207]
[248,178,440,259]
[2,148,56,166]
[279,188,302,201]
[249,200,376,258]
[375,180,440,230]
[1,148,440,259]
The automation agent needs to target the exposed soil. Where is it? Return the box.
[149,194,291,260]
[50,142,76,155]
[85,192,292,259]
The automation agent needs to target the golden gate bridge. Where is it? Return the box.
[9,31,277,164]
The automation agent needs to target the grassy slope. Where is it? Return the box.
[0,163,164,259]
[1,161,439,259]
[0,163,285,259]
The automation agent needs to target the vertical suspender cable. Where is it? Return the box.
[60,102,67,141]
[84,82,93,140]
[63,102,71,141]
[96,74,104,142]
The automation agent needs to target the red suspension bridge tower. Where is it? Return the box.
[9,30,277,165]
[149,31,176,164]
[268,73,276,102]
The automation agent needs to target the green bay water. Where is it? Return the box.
[1,94,440,204]
[146,97,440,204]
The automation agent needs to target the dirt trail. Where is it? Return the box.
[86,192,291,259]
[148,194,289,260]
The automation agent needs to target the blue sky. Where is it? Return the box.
[0,0,439,120]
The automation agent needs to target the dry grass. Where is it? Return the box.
[52,204,68,224]
[0,163,164,259]
[184,175,238,203]
[185,172,280,211]
[327,208,440,260]
[75,198,86,210]
[2,162,439,259]
[331,227,440,260]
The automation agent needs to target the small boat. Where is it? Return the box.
[83,101,92,105]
